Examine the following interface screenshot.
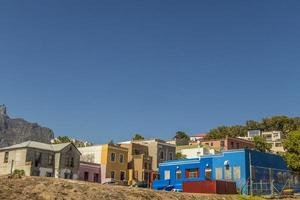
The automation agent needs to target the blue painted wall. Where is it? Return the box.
[153,149,290,195]
[155,157,212,189]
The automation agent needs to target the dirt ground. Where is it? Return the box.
[0,176,297,200]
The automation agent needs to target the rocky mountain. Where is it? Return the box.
[0,105,54,148]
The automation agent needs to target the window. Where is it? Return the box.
[144,162,148,169]
[220,141,225,147]
[64,172,72,179]
[215,167,222,180]
[111,171,115,179]
[205,166,212,180]
[210,142,213,146]
[144,172,149,182]
[48,155,53,165]
[70,157,74,167]
[187,169,199,178]
[84,172,89,181]
[233,166,241,180]
[35,152,41,167]
[134,171,138,179]
[94,173,99,182]
[164,170,170,180]
[225,166,232,179]
[134,149,140,155]
[169,152,173,160]
[230,142,234,148]
[275,143,282,147]
[110,153,116,162]
[176,169,182,179]
[236,143,240,149]
[120,171,126,181]
[119,154,124,163]
[160,151,164,160]
[4,152,9,163]
[46,172,52,177]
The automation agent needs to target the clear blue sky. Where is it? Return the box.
[1,1,300,144]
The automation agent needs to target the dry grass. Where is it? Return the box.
[0,176,298,200]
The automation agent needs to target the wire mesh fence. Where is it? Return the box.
[248,166,300,196]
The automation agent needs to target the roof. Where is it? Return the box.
[191,133,207,137]
[0,141,71,152]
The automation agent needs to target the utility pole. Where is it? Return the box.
[249,151,253,196]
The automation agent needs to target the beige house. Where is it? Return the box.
[133,139,176,171]
[0,141,81,179]
[238,130,285,153]
[119,141,152,185]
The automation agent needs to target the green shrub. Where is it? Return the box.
[12,169,25,177]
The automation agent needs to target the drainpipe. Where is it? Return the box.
[10,159,14,175]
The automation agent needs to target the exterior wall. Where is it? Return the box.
[132,154,152,184]
[166,138,189,146]
[0,143,81,180]
[179,147,215,159]
[78,162,101,182]
[153,149,290,195]
[210,150,247,192]
[200,137,254,151]
[58,144,81,180]
[154,158,213,190]
[190,134,207,142]
[0,148,31,176]
[78,145,102,164]
[26,148,55,177]
[120,143,151,185]
[101,144,128,184]
[135,139,176,171]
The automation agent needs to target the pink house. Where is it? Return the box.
[78,161,101,183]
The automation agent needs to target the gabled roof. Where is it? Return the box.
[0,141,71,152]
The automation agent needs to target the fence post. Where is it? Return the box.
[260,180,263,195]
[271,179,274,195]
[249,151,253,196]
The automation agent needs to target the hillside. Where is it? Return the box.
[0,176,250,200]
[0,105,54,148]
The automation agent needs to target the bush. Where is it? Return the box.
[12,169,25,178]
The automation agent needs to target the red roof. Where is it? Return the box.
[191,133,207,137]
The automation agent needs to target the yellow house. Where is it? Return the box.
[78,143,128,184]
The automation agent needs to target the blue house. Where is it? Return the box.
[152,149,291,194]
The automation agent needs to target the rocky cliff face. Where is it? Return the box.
[0,105,54,148]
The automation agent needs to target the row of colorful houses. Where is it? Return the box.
[0,131,297,195]
[0,138,176,187]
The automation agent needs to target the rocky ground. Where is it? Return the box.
[0,176,298,200]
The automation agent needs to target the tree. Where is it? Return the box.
[52,136,93,147]
[176,152,186,159]
[132,134,144,141]
[253,136,272,152]
[174,131,190,140]
[205,115,300,140]
[283,129,300,172]
[52,136,71,144]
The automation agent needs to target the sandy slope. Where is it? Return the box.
[0,176,294,200]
